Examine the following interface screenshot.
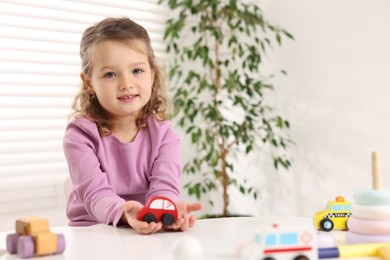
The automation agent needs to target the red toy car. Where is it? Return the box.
[136,196,178,225]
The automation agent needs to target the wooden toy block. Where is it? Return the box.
[6,217,65,258]
[378,245,390,260]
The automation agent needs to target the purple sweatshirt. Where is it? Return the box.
[63,116,181,226]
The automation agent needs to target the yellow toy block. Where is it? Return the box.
[16,217,50,236]
[35,231,57,255]
[378,245,390,260]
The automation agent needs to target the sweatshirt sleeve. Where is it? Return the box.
[146,120,182,203]
[63,118,125,226]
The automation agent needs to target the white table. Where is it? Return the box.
[0,217,381,260]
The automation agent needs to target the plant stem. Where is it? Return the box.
[211,21,229,217]
[219,144,229,217]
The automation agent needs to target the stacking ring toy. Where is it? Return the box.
[347,216,390,235]
[351,203,390,220]
[353,189,390,206]
[317,231,337,248]
[346,230,390,244]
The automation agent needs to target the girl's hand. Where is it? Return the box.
[123,201,163,235]
[165,201,203,231]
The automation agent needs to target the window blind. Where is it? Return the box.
[0,0,168,215]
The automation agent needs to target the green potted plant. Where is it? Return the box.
[159,0,294,217]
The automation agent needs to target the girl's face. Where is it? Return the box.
[82,40,154,121]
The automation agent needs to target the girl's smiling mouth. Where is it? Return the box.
[118,94,139,101]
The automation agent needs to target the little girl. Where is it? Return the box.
[63,17,202,234]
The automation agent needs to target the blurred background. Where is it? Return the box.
[0,0,389,231]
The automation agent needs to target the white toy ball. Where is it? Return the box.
[172,236,204,260]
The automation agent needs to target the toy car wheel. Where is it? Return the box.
[263,257,276,260]
[6,233,20,254]
[320,218,334,232]
[143,213,157,223]
[17,236,35,258]
[162,213,175,225]
[294,255,309,260]
[56,234,66,254]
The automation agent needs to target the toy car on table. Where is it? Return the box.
[6,217,65,258]
[237,223,317,260]
[313,196,352,232]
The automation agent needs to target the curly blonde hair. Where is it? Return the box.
[70,17,169,135]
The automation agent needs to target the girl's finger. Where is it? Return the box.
[186,202,203,212]
[137,222,162,234]
[180,214,191,231]
[188,215,197,228]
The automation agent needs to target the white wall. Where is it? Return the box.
[181,0,390,218]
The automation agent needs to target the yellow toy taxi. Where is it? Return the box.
[313,196,352,232]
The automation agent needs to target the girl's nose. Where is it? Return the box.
[119,75,134,89]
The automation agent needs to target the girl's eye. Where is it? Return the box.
[133,68,143,75]
[104,72,116,78]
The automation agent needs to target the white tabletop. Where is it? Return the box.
[0,217,381,260]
